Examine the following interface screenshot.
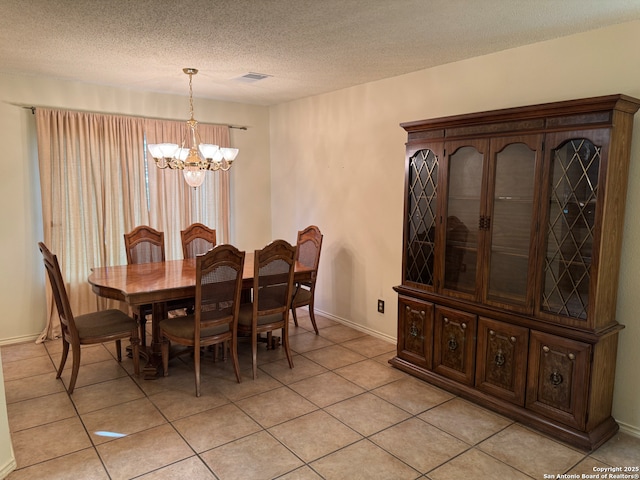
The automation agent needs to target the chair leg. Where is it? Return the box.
[251,332,258,380]
[194,341,201,397]
[291,306,299,326]
[282,326,294,370]
[230,338,241,384]
[115,339,122,362]
[56,339,69,379]
[308,303,319,335]
[213,341,229,362]
[67,343,81,394]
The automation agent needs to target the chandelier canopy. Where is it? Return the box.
[147,68,239,188]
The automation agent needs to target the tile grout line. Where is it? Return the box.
[3,317,637,479]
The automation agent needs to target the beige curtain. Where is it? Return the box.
[35,109,148,341]
[144,119,232,255]
[200,122,232,245]
[35,110,233,341]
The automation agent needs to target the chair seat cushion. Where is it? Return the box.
[75,309,137,339]
[159,315,230,339]
[238,303,284,327]
[292,287,312,307]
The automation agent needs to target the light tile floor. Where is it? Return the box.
[2,310,639,479]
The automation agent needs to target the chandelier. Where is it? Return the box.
[147,68,239,188]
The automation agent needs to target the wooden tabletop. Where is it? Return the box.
[88,252,312,306]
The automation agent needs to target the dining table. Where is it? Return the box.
[88,252,313,378]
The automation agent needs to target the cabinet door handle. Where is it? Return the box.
[568,353,575,361]
[409,323,418,338]
[489,330,495,336]
[461,323,467,330]
[550,371,563,386]
[444,317,449,324]
[510,336,516,343]
[542,345,550,353]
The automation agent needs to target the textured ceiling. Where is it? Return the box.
[1,0,640,106]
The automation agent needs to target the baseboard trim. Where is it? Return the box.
[0,456,16,479]
[315,309,396,344]
[618,421,640,439]
[0,334,40,347]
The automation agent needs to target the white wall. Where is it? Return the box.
[0,73,272,343]
[269,20,640,435]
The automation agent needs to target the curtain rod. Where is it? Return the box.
[14,103,248,130]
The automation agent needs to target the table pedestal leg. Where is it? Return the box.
[142,302,167,379]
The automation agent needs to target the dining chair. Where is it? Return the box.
[124,225,165,264]
[237,239,297,379]
[159,244,245,396]
[181,223,218,318]
[38,242,140,394]
[290,225,323,334]
[181,223,217,259]
[124,225,166,347]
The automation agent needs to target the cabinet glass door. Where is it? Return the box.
[405,148,439,287]
[486,139,539,308]
[444,144,485,294]
[542,135,601,319]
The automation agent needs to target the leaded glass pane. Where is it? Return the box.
[542,139,599,319]
[406,149,437,286]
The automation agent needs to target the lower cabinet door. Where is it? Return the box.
[433,306,477,385]
[475,317,528,406]
[397,296,434,369]
[526,330,590,429]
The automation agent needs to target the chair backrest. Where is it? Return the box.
[38,242,78,343]
[296,225,323,283]
[195,244,245,337]
[124,226,165,264]
[253,239,297,319]
[181,223,217,259]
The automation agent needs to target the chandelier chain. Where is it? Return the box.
[188,72,195,120]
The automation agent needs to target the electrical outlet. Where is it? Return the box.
[377,299,385,313]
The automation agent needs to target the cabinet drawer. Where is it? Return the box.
[475,317,528,406]
[526,331,590,429]
[397,297,434,369]
[433,306,476,385]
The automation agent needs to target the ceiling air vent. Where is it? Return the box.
[236,72,272,83]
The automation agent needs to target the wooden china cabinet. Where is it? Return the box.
[390,95,640,450]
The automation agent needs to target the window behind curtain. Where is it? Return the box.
[35,108,231,341]
[144,118,232,259]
